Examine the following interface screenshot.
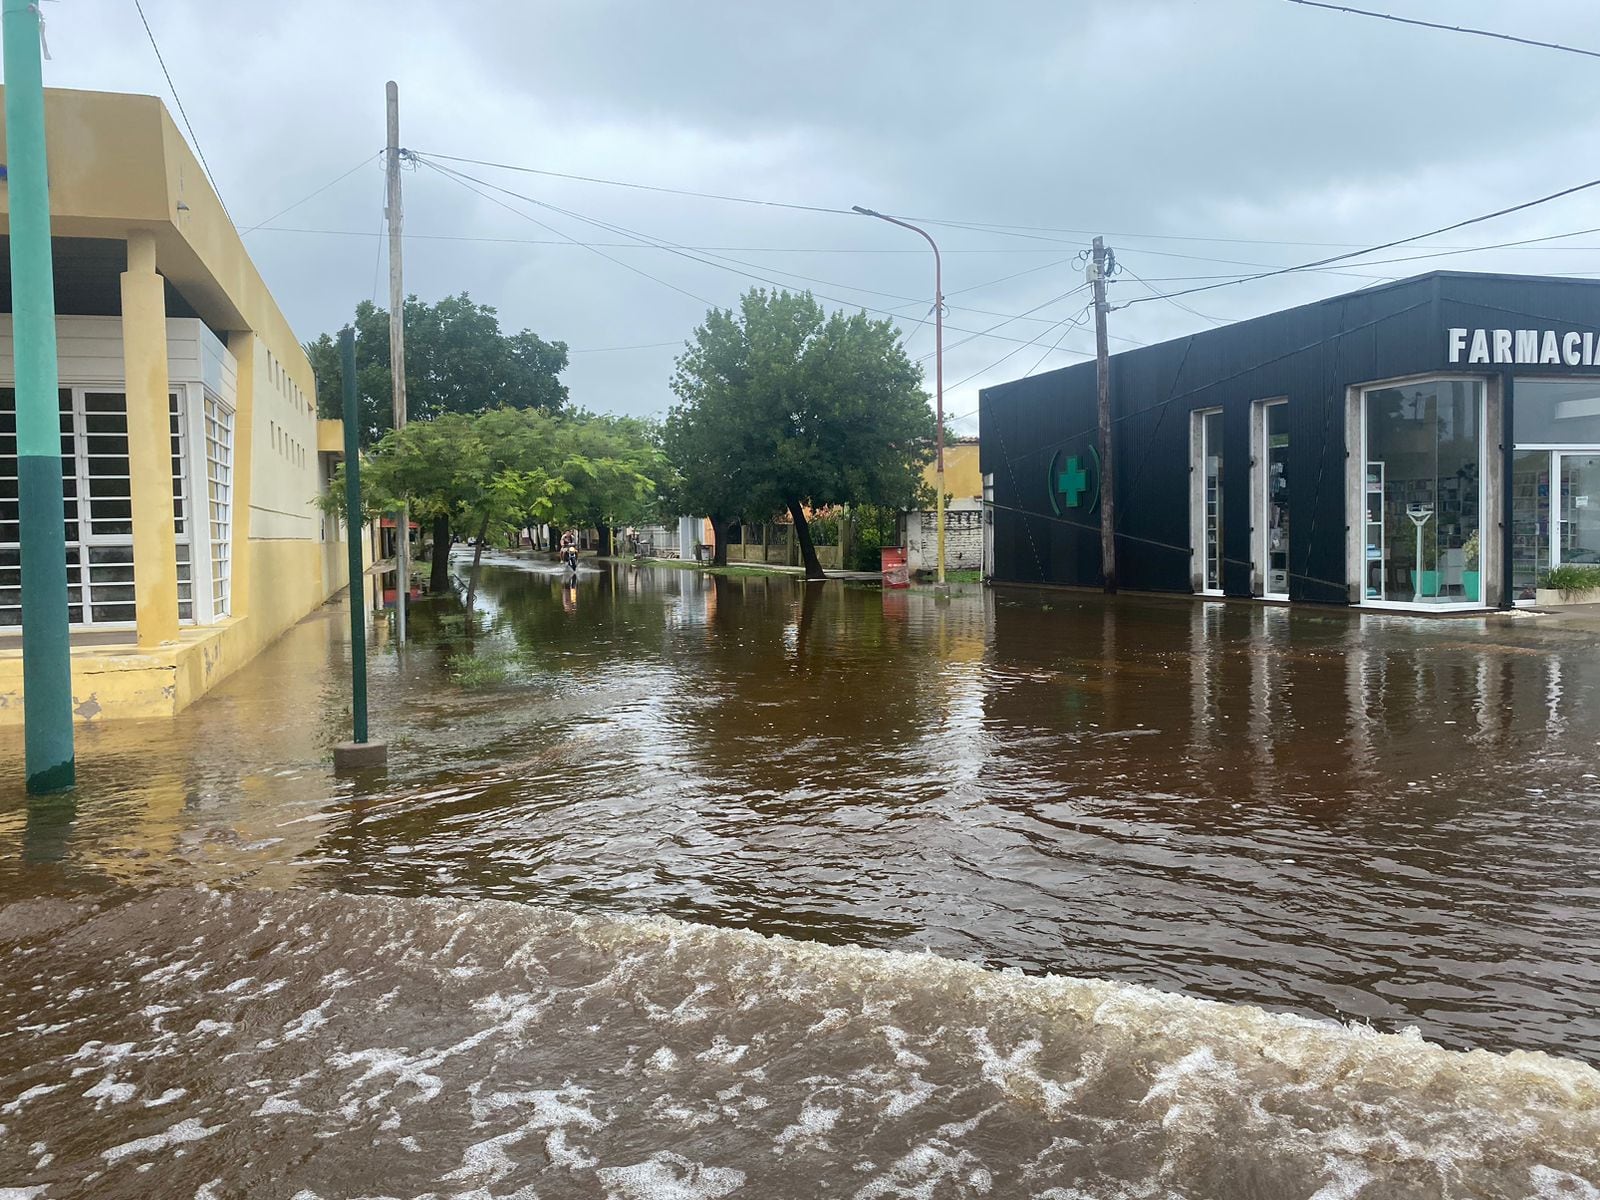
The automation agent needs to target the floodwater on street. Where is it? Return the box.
[2,555,1599,1198]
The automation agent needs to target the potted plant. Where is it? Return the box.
[1461,529,1480,601]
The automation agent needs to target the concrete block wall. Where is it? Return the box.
[906,504,983,573]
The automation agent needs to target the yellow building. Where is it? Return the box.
[0,88,347,724]
[904,437,985,574]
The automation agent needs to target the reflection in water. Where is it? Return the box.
[2,563,1599,1067]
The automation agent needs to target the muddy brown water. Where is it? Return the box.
[2,555,1598,1197]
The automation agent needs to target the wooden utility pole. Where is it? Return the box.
[1092,236,1116,593]
[385,81,409,644]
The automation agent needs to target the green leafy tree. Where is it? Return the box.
[336,407,665,615]
[668,288,934,577]
[305,295,569,591]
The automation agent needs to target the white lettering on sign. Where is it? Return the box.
[1448,327,1600,367]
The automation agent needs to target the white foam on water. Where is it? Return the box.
[0,1188,50,1199]
[546,1127,599,1170]
[774,1101,840,1148]
[0,1084,63,1115]
[82,1076,136,1108]
[328,1048,443,1105]
[102,1117,219,1163]
[6,887,1599,1198]
[595,1151,746,1200]
[1530,1166,1600,1199]
[853,1141,987,1200]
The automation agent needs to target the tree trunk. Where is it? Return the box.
[709,515,730,566]
[787,498,825,580]
[598,525,614,557]
[464,513,490,616]
[429,513,451,593]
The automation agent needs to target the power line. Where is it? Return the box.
[415,157,721,309]
[369,172,387,306]
[416,162,1073,327]
[1118,264,1231,325]
[415,150,854,216]
[1285,0,1600,60]
[238,153,382,235]
[132,0,232,224]
[947,302,1095,391]
[416,155,1093,351]
[1123,173,1600,308]
[569,340,684,354]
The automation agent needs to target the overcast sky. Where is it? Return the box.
[18,1,1600,430]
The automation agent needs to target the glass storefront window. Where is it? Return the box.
[1194,409,1223,593]
[1514,378,1600,445]
[1363,379,1483,606]
[1264,401,1289,598]
[1511,449,1550,601]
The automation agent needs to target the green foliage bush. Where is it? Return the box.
[1539,563,1600,594]
[448,653,511,689]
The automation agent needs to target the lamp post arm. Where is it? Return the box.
[853,205,946,585]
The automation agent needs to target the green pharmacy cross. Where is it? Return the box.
[1057,457,1088,508]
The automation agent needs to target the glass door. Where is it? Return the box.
[1261,401,1289,599]
[1557,453,1600,568]
[1511,450,1550,602]
[1198,409,1223,594]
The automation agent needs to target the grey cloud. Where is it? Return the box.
[24,0,1600,427]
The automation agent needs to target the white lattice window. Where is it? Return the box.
[204,394,233,617]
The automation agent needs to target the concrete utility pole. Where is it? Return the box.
[1092,236,1117,593]
[5,0,75,793]
[852,206,945,586]
[385,80,409,644]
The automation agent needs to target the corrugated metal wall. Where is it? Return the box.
[980,272,1600,606]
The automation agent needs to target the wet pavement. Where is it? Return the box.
[2,555,1599,1197]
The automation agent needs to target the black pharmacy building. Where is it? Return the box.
[979,271,1600,612]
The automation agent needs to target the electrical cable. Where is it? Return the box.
[370,173,387,305]
[1122,176,1600,308]
[424,156,1085,329]
[239,153,383,235]
[132,0,232,224]
[569,340,684,354]
[1118,265,1231,325]
[415,158,720,308]
[1285,0,1600,60]
[415,150,854,216]
[999,299,1432,471]
[417,155,1095,352]
[946,302,1095,391]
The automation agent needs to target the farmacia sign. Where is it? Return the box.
[1449,327,1600,367]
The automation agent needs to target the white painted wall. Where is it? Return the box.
[0,314,223,389]
[904,499,984,573]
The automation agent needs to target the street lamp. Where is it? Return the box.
[852,205,946,587]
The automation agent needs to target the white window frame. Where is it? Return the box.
[1252,398,1290,601]
[1356,374,1488,613]
[1191,407,1225,596]
[202,389,235,620]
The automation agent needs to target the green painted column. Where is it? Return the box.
[340,327,369,743]
[4,0,74,793]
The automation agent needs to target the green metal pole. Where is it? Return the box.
[5,0,74,793]
[340,327,369,744]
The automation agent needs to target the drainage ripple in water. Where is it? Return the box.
[0,887,1596,1200]
[2,563,1600,1194]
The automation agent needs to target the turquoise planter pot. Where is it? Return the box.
[1462,570,1480,601]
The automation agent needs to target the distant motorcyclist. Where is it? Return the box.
[559,529,579,574]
